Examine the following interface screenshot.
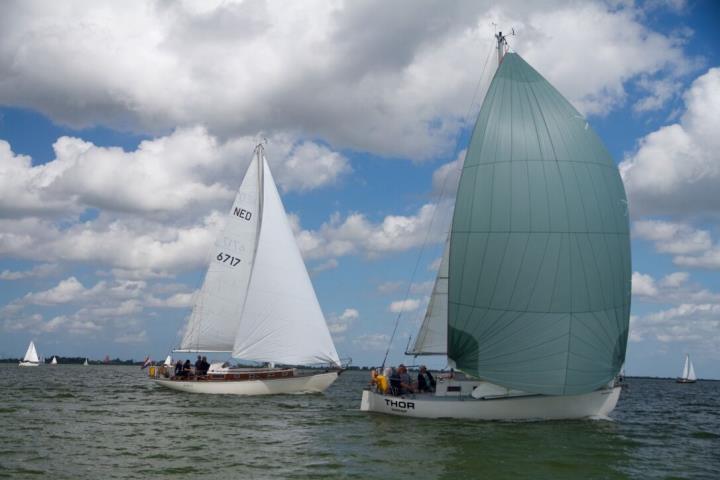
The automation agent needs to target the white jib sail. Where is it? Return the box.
[682,355,690,379]
[232,155,340,366]
[24,341,39,363]
[51,356,57,364]
[180,154,262,352]
[688,360,697,381]
[164,355,172,366]
[407,236,449,355]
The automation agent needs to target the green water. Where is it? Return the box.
[0,366,717,479]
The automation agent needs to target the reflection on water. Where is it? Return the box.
[0,366,718,479]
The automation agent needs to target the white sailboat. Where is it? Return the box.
[361,33,630,420]
[50,356,58,365]
[83,358,89,366]
[19,341,40,367]
[150,144,341,395]
[677,354,697,383]
[163,355,172,367]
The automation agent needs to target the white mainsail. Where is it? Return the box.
[164,355,172,367]
[83,358,89,366]
[232,155,340,366]
[50,356,58,365]
[23,341,39,363]
[407,236,449,356]
[682,355,690,379]
[688,361,697,381]
[179,155,262,352]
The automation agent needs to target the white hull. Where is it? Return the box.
[360,386,621,421]
[19,361,39,367]
[152,371,339,395]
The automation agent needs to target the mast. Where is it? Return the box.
[494,30,510,67]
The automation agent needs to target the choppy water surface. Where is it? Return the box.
[0,366,718,479]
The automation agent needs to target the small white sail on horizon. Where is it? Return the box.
[164,355,172,367]
[19,341,40,367]
[50,356,58,365]
[679,354,697,383]
[83,358,89,366]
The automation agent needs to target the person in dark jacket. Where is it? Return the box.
[174,359,183,377]
[417,365,436,393]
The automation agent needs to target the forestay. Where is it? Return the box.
[407,236,449,356]
[179,155,261,352]
[232,156,340,366]
[448,53,631,396]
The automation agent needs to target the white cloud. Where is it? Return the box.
[327,308,360,341]
[0,1,693,159]
[632,272,658,297]
[633,220,720,269]
[296,201,452,260]
[389,298,420,313]
[115,330,148,344]
[621,68,720,217]
[631,303,720,347]
[0,128,350,220]
[660,272,689,288]
[311,258,339,274]
[0,263,59,281]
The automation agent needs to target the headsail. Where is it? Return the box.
[682,355,690,379]
[23,341,39,363]
[179,154,262,352]
[688,359,697,381]
[407,236,449,356]
[232,155,340,366]
[448,53,631,396]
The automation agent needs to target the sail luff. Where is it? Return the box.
[179,153,262,351]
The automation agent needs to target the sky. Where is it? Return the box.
[0,0,719,379]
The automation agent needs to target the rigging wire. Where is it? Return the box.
[380,38,496,369]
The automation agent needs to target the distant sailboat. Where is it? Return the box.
[149,144,342,395]
[163,355,172,367]
[677,354,697,383]
[83,358,89,366]
[361,32,630,420]
[50,356,58,365]
[19,341,40,367]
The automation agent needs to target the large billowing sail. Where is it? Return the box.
[448,53,631,396]
[23,341,39,363]
[232,157,340,366]
[407,236,449,356]
[179,155,261,352]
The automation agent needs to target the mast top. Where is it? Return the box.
[494,29,514,67]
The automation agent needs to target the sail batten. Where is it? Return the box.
[448,53,631,396]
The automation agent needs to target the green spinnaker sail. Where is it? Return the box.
[448,53,631,396]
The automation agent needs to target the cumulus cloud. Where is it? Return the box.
[0,128,350,220]
[0,1,694,159]
[389,299,421,313]
[632,272,658,297]
[0,263,59,281]
[327,308,360,343]
[295,201,452,261]
[633,220,720,269]
[352,333,390,351]
[621,68,720,217]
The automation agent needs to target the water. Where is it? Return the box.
[1,366,718,479]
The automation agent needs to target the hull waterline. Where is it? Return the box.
[360,386,621,421]
[18,362,39,367]
[152,371,339,395]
